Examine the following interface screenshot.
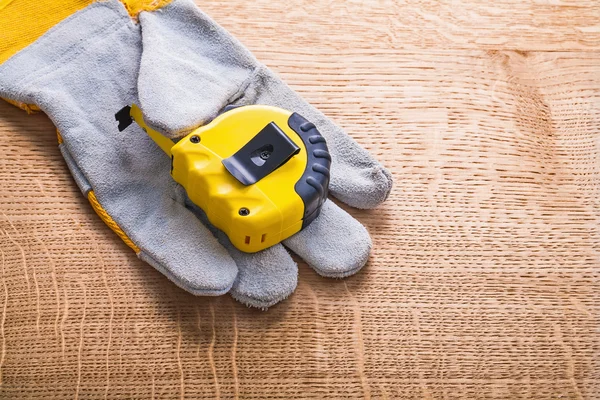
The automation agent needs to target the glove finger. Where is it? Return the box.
[227,245,298,309]
[59,145,238,296]
[137,0,257,137]
[182,194,298,309]
[233,66,393,210]
[284,199,372,278]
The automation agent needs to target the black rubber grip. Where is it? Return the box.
[288,113,331,228]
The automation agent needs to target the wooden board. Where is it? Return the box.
[0,1,598,398]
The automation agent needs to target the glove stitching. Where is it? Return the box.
[225,64,265,106]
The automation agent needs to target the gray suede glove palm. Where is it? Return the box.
[0,0,392,308]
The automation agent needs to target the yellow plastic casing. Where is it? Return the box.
[133,105,308,253]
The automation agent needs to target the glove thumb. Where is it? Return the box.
[137,0,258,137]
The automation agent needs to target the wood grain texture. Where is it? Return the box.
[0,1,599,399]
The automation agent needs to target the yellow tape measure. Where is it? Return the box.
[116,104,330,252]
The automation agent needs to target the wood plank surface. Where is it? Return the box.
[0,1,599,399]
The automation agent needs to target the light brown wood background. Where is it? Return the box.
[1,0,599,399]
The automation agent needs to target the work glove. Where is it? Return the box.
[0,0,393,308]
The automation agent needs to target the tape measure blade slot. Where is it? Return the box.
[115,105,133,132]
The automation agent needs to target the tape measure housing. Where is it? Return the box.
[118,104,330,252]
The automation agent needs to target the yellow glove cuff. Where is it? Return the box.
[0,0,172,64]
